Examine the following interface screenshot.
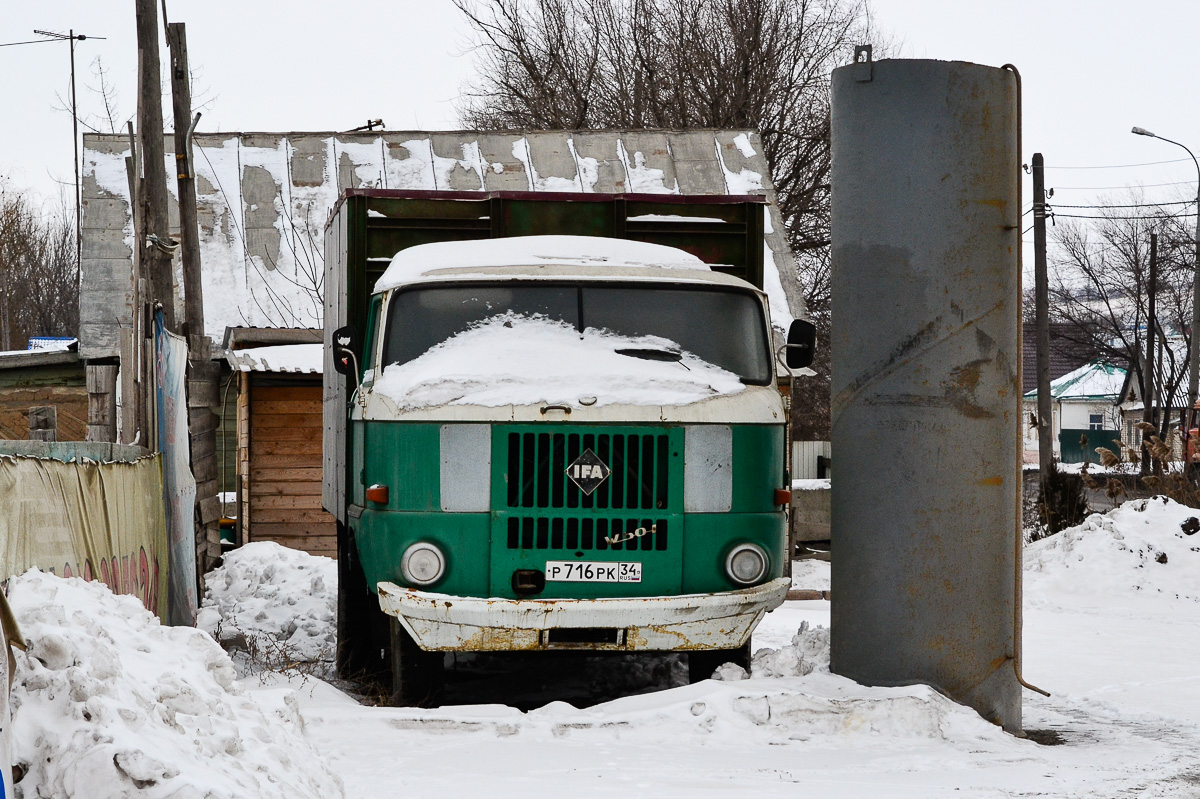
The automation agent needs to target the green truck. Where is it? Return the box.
[323,189,814,703]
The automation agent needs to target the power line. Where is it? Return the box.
[1052,212,1197,220]
[1049,200,1195,209]
[0,38,63,47]
[1050,180,1196,190]
[1044,157,1191,170]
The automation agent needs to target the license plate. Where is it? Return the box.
[545,560,642,583]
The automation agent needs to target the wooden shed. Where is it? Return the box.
[0,345,88,441]
[225,328,334,557]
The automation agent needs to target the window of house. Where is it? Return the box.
[1089,413,1104,431]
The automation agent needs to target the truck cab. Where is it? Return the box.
[324,192,813,702]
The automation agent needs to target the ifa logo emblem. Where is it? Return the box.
[565,448,611,495]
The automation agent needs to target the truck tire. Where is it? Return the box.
[336,525,386,682]
[688,639,752,683]
[389,617,444,706]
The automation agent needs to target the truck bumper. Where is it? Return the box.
[376,578,791,652]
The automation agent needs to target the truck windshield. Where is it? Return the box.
[382,283,773,384]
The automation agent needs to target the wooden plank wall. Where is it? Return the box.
[0,387,89,441]
[246,382,336,557]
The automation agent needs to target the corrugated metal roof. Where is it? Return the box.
[224,343,322,374]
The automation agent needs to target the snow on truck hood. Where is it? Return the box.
[372,314,745,410]
[374,235,710,293]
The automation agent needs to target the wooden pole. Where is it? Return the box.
[167,22,205,351]
[135,0,176,332]
[167,20,221,576]
[124,121,147,446]
[1142,231,1158,475]
[1032,153,1054,482]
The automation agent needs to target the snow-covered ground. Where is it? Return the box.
[8,498,1200,797]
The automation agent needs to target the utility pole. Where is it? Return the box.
[167,22,203,347]
[135,0,176,331]
[70,28,80,267]
[1142,232,1158,475]
[1032,153,1054,486]
[32,29,104,268]
[167,20,222,575]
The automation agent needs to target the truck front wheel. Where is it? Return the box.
[389,618,445,706]
[687,639,752,683]
[336,526,383,682]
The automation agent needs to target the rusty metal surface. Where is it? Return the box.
[376,578,790,653]
[829,59,1022,732]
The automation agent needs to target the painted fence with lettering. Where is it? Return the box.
[0,443,168,622]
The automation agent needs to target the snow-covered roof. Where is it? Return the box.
[1024,361,1125,401]
[374,235,712,292]
[80,129,802,359]
[225,343,323,374]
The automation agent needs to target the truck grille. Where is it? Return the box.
[506,431,670,511]
[505,516,669,551]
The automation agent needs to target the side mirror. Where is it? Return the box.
[784,319,817,370]
[331,325,360,378]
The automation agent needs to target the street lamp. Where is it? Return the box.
[1133,126,1200,446]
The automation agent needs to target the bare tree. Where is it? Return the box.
[455,0,874,435]
[0,184,80,349]
[1043,193,1195,443]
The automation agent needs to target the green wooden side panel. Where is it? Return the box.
[215,378,238,494]
[500,200,613,238]
[328,191,767,342]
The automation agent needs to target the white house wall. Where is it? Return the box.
[1022,398,1124,461]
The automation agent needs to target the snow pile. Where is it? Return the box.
[300,620,1014,756]
[375,235,707,291]
[1025,496,1200,601]
[673,622,1006,744]
[373,313,745,410]
[714,620,830,681]
[6,570,344,799]
[198,542,337,675]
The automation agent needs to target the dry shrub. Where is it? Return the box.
[1036,460,1089,540]
[1136,429,1200,508]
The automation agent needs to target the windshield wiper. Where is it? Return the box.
[615,347,682,362]
[614,347,691,370]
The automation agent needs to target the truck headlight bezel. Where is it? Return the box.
[725,543,768,586]
[401,542,446,587]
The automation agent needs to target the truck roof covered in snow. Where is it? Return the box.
[373,235,758,293]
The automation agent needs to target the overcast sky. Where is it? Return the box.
[4,0,1199,236]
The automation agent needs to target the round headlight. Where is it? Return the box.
[401,543,446,587]
[725,543,768,586]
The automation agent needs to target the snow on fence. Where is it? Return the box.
[0,442,168,622]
